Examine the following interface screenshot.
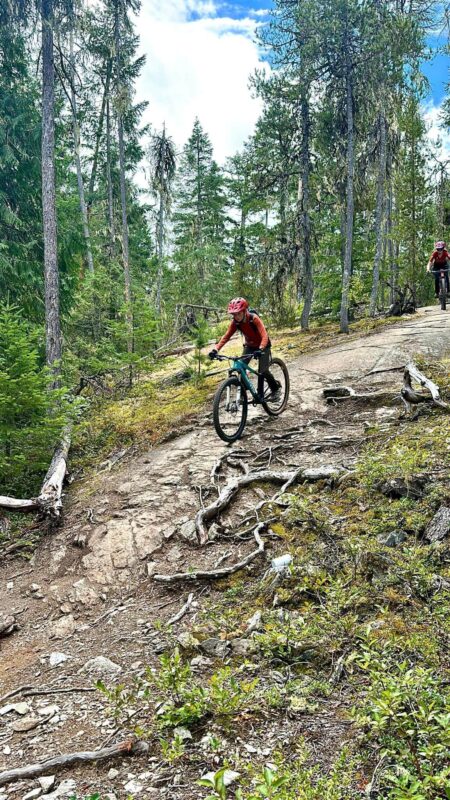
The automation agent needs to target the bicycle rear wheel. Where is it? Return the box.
[213,377,248,442]
[440,276,447,310]
[262,357,290,417]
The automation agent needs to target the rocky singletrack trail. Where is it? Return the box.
[1,306,450,800]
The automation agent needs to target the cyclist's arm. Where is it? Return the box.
[427,256,435,272]
[216,321,237,351]
[254,315,270,349]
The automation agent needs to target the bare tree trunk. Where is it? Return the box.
[87,59,111,222]
[106,97,116,256]
[69,29,94,274]
[370,112,387,317]
[340,46,355,334]
[298,94,313,331]
[114,5,133,356]
[41,0,61,379]
[156,191,164,315]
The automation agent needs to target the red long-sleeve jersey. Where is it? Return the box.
[217,312,270,351]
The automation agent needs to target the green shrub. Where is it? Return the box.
[0,304,68,495]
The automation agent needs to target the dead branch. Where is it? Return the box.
[401,362,448,416]
[0,496,38,513]
[0,739,148,787]
[167,593,195,625]
[154,524,266,583]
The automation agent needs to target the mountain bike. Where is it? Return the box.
[211,352,290,442]
[430,267,449,311]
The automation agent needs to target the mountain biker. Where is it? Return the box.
[208,298,281,398]
[427,241,450,297]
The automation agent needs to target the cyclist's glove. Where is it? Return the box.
[253,349,263,359]
[209,348,218,360]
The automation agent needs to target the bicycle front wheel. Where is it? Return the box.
[440,276,447,310]
[213,377,248,442]
[262,357,290,417]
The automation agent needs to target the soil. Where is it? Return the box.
[1,306,449,800]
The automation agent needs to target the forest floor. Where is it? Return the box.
[1,306,450,800]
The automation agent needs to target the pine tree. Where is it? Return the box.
[173,119,229,305]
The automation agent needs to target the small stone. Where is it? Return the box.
[425,506,450,543]
[163,526,176,540]
[23,789,42,800]
[38,775,56,792]
[0,702,29,716]
[30,583,41,593]
[37,705,59,717]
[246,611,262,632]
[124,779,143,794]
[177,632,200,650]
[59,604,72,615]
[201,770,240,787]
[377,530,407,547]
[230,638,255,656]
[46,778,76,798]
[10,715,41,732]
[146,561,156,577]
[166,545,183,563]
[80,656,122,676]
[190,655,212,668]
[173,726,192,740]
[208,522,222,540]
[108,768,119,780]
[6,581,13,589]
[200,638,230,659]
[178,520,197,543]
[49,652,69,667]
[50,615,77,639]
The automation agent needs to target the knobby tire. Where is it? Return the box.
[213,376,248,442]
[262,357,290,417]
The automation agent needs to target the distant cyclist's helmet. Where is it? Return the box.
[227,297,249,314]
[435,241,445,250]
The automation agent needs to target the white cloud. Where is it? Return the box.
[423,99,450,163]
[134,0,270,167]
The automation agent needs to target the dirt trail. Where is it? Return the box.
[1,306,449,799]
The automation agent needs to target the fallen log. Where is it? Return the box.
[154,525,266,583]
[0,424,72,519]
[0,739,148,787]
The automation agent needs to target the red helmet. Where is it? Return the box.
[435,241,446,250]
[227,297,249,314]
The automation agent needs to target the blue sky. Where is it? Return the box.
[135,0,450,167]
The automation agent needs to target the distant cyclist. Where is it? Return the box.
[209,298,280,397]
[427,241,450,297]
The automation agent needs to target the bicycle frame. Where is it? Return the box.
[215,355,262,401]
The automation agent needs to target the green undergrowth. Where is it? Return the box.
[95,359,449,799]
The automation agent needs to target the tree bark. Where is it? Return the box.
[370,112,387,317]
[340,40,354,334]
[298,93,313,331]
[156,190,164,315]
[87,59,111,220]
[41,0,61,379]
[69,28,94,274]
[114,3,133,356]
[106,96,116,256]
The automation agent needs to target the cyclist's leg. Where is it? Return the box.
[434,271,440,297]
[259,347,279,393]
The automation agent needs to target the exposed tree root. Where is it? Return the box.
[0,739,148,787]
[167,592,195,624]
[154,524,266,582]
